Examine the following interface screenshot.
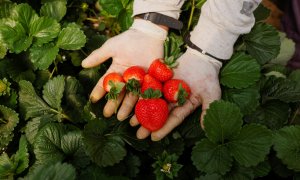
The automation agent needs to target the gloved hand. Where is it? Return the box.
[130,47,222,141]
[81,19,167,120]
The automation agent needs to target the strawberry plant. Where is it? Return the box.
[0,0,300,179]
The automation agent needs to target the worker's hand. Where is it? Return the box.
[81,19,167,120]
[130,48,222,141]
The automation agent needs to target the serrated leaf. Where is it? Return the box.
[40,1,67,22]
[0,20,32,53]
[0,105,19,150]
[228,124,272,167]
[222,162,254,180]
[99,0,123,16]
[192,139,233,175]
[56,24,86,50]
[254,4,270,22]
[19,80,54,120]
[4,58,36,83]
[0,153,14,179]
[243,22,280,64]
[223,86,260,115]
[245,100,290,130]
[30,16,60,45]
[82,120,127,167]
[252,160,271,178]
[261,76,300,103]
[11,3,38,32]
[12,135,29,174]
[42,75,65,110]
[273,125,300,171]
[30,43,59,70]
[0,1,15,19]
[220,52,261,89]
[203,100,243,144]
[25,115,53,144]
[23,162,76,180]
[0,90,18,109]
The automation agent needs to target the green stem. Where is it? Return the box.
[80,49,88,57]
[187,0,195,31]
[49,60,58,79]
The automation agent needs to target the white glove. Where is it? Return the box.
[130,48,222,141]
[81,19,167,120]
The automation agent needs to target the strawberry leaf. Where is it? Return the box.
[29,43,59,70]
[40,1,67,22]
[0,105,19,151]
[99,0,123,16]
[273,125,300,171]
[228,124,273,167]
[203,100,243,144]
[82,119,127,167]
[42,75,65,110]
[192,139,233,175]
[0,1,15,19]
[56,23,86,50]
[11,3,38,32]
[220,52,261,89]
[243,22,280,65]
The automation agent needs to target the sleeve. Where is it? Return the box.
[133,0,186,19]
[190,0,262,60]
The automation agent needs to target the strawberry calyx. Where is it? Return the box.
[163,56,178,69]
[141,88,162,99]
[177,83,189,106]
[105,80,125,100]
[126,78,141,95]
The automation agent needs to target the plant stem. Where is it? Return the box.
[187,0,195,31]
[49,60,58,79]
[289,106,300,125]
[0,118,7,124]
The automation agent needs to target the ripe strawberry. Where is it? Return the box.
[163,79,191,106]
[141,74,163,93]
[123,66,146,95]
[135,89,169,131]
[148,58,178,82]
[103,72,125,100]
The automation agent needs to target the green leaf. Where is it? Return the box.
[254,4,270,22]
[56,24,86,50]
[40,1,67,22]
[23,162,76,180]
[191,139,233,175]
[25,115,53,144]
[0,1,15,19]
[243,22,280,64]
[203,100,243,144]
[0,41,7,59]
[42,75,65,110]
[0,90,18,109]
[99,0,123,16]
[19,80,54,120]
[245,100,290,130]
[0,20,32,53]
[261,76,300,103]
[222,85,260,115]
[273,125,300,171]
[0,153,14,179]
[29,43,59,70]
[220,52,261,89]
[30,16,61,45]
[11,3,38,32]
[222,162,254,180]
[252,160,271,178]
[12,135,29,174]
[0,105,19,150]
[118,9,133,32]
[82,120,127,167]
[228,124,273,167]
[4,58,36,83]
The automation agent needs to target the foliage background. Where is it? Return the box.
[0,0,300,179]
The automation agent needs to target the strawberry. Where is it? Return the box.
[148,58,178,82]
[141,74,163,93]
[135,89,169,131]
[103,72,125,100]
[163,79,191,106]
[123,66,146,95]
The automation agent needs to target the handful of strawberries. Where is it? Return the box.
[103,58,191,132]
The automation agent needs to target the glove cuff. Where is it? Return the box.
[130,19,168,40]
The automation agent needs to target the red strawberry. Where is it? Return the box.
[123,66,146,95]
[141,74,163,93]
[135,89,169,131]
[163,79,191,106]
[148,58,178,82]
[103,72,125,100]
